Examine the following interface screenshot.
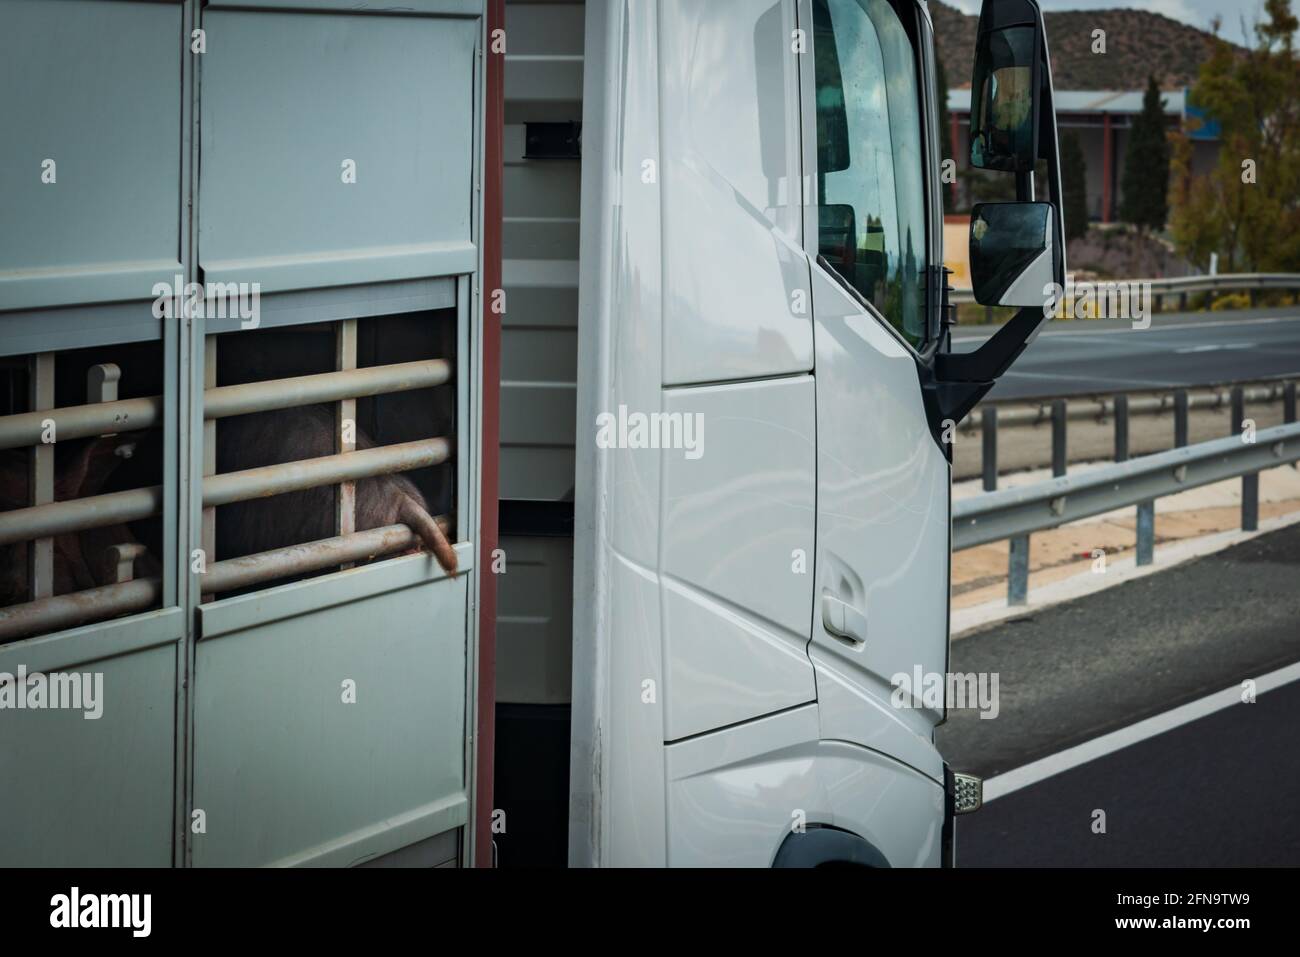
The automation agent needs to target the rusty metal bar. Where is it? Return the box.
[202,438,450,508]
[27,353,54,600]
[0,487,163,547]
[203,524,420,595]
[204,359,450,420]
[0,397,161,451]
[336,320,358,540]
[0,578,161,644]
[202,339,218,600]
[0,359,449,453]
[0,438,448,546]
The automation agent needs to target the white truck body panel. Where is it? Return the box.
[570,0,952,866]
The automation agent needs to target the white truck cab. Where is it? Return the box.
[497,0,1064,867]
[0,0,1061,869]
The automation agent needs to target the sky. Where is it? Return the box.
[942,0,1276,48]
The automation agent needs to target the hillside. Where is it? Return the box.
[929,0,1233,91]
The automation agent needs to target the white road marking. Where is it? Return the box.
[981,659,1300,803]
[1174,342,1257,354]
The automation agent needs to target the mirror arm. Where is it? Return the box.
[934,305,1043,383]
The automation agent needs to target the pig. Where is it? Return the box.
[214,404,458,574]
[0,435,159,608]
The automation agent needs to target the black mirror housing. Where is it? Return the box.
[970,202,1059,307]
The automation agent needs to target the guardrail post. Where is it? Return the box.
[1008,534,1030,605]
[1288,382,1297,470]
[1178,291,1188,311]
[1174,389,1189,448]
[1051,399,1067,477]
[1113,395,1129,462]
[1232,386,1259,531]
[981,406,998,491]
[1136,502,1155,566]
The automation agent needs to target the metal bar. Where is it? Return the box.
[952,274,1300,305]
[0,578,161,644]
[1008,534,1029,605]
[1232,385,1259,531]
[1174,389,1189,447]
[336,320,358,542]
[0,397,161,452]
[981,406,998,491]
[202,339,217,599]
[953,422,1300,550]
[1113,394,1129,463]
[204,359,450,420]
[27,353,54,600]
[1286,381,1296,424]
[0,360,449,452]
[1051,399,1067,477]
[1242,472,1259,531]
[0,438,450,547]
[204,524,418,594]
[1136,501,1155,565]
[202,437,450,508]
[0,487,163,547]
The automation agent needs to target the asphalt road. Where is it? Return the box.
[952,307,1300,400]
[937,521,1300,866]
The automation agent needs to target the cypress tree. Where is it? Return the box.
[1060,131,1089,241]
[1119,76,1171,231]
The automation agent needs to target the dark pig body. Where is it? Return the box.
[215,405,457,573]
[0,436,159,607]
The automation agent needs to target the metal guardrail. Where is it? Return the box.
[953,422,1300,603]
[951,272,1300,306]
[965,380,1298,491]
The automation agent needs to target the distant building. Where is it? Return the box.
[947,87,1221,224]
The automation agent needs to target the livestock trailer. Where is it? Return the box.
[1,0,492,867]
[1,0,1065,867]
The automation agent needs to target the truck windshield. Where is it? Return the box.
[814,0,927,348]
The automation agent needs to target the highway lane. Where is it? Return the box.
[955,675,1300,867]
[938,521,1300,866]
[951,307,1300,400]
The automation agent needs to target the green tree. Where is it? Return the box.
[1060,131,1089,241]
[1171,0,1300,272]
[1119,76,1171,231]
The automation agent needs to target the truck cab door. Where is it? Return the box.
[800,0,951,782]
[798,0,1066,784]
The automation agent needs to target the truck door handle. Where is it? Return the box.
[821,592,866,645]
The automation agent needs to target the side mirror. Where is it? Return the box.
[920,0,1066,437]
[961,0,1064,315]
[970,202,1058,307]
[969,14,1040,172]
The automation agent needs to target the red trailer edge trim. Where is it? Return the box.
[475,0,504,869]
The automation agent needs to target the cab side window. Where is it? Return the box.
[813,0,928,347]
